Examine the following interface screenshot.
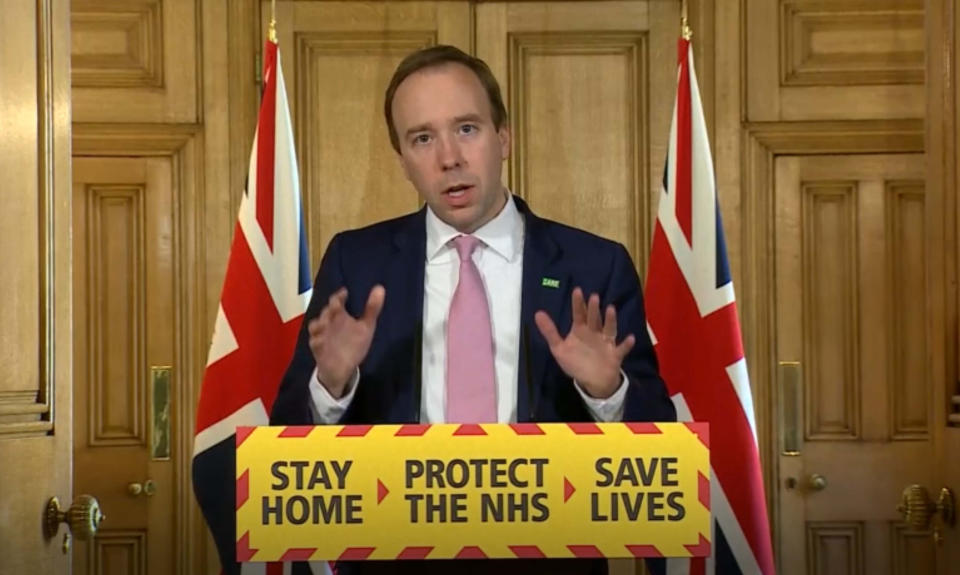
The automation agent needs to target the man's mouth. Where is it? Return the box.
[444,184,473,198]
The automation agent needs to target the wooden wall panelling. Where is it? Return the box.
[745,0,925,122]
[71,0,200,123]
[0,0,72,569]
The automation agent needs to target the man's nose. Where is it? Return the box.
[437,135,464,170]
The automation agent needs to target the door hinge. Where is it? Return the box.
[255,52,262,86]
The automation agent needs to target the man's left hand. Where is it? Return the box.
[534,287,635,399]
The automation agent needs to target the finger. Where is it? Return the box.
[586,293,602,331]
[328,287,348,311]
[309,305,333,336]
[571,287,587,326]
[615,334,636,359]
[308,315,324,337]
[362,285,386,327]
[603,304,618,340]
[328,287,348,306]
[324,296,345,328]
[534,310,564,348]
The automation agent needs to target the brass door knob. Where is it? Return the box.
[128,479,157,497]
[43,495,105,541]
[897,485,956,531]
[809,474,828,491]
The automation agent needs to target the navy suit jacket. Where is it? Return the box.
[271,197,675,574]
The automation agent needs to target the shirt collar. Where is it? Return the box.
[425,192,523,263]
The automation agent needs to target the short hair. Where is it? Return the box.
[384,45,508,153]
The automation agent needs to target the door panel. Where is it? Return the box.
[70,0,199,123]
[270,0,471,269]
[775,154,941,575]
[0,0,73,571]
[475,0,678,274]
[72,157,177,575]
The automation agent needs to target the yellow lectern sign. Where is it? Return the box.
[236,422,710,562]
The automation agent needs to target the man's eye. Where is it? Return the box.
[459,124,477,135]
[412,134,431,145]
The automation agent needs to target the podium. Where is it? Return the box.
[235,422,710,562]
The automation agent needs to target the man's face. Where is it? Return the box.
[391,63,510,233]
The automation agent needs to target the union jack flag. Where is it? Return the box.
[645,37,776,575]
[191,38,330,575]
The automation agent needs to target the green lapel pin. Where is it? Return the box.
[541,277,560,289]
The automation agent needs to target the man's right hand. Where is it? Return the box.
[308,285,385,398]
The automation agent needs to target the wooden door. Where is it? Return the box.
[475,0,680,273]
[774,154,942,574]
[0,0,74,572]
[270,0,471,266]
[72,157,178,575]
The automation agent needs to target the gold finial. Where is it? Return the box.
[681,16,693,41]
[269,0,277,43]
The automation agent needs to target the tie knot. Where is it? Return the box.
[452,235,481,261]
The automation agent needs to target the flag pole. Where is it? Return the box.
[681,0,693,40]
[269,0,278,43]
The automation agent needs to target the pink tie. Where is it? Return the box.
[445,235,497,423]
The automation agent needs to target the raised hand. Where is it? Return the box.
[534,287,635,399]
[308,285,385,398]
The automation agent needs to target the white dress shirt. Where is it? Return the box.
[309,194,627,423]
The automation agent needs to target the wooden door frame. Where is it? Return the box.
[926,0,958,417]
[72,123,205,575]
[926,0,960,566]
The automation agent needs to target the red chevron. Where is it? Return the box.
[699,472,711,510]
[395,424,430,436]
[685,421,710,448]
[337,425,373,437]
[568,545,604,558]
[624,422,662,434]
[455,546,487,559]
[453,424,487,436]
[509,423,545,435]
[236,531,257,562]
[280,548,316,561]
[236,426,256,447]
[563,477,576,503]
[626,545,664,558]
[509,545,546,558]
[396,546,433,560]
[338,547,375,560]
[567,422,602,435]
[236,469,249,509]
[685,533,711,557]
[278,426,314,438]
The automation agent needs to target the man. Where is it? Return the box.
[272,45,675,575]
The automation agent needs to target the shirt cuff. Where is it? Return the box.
[308,367,360,424]
[575,371,628,422]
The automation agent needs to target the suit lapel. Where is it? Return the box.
[382,208,427,423]
[516,197,567,422]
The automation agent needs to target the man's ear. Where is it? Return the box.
[498,126,511,160]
